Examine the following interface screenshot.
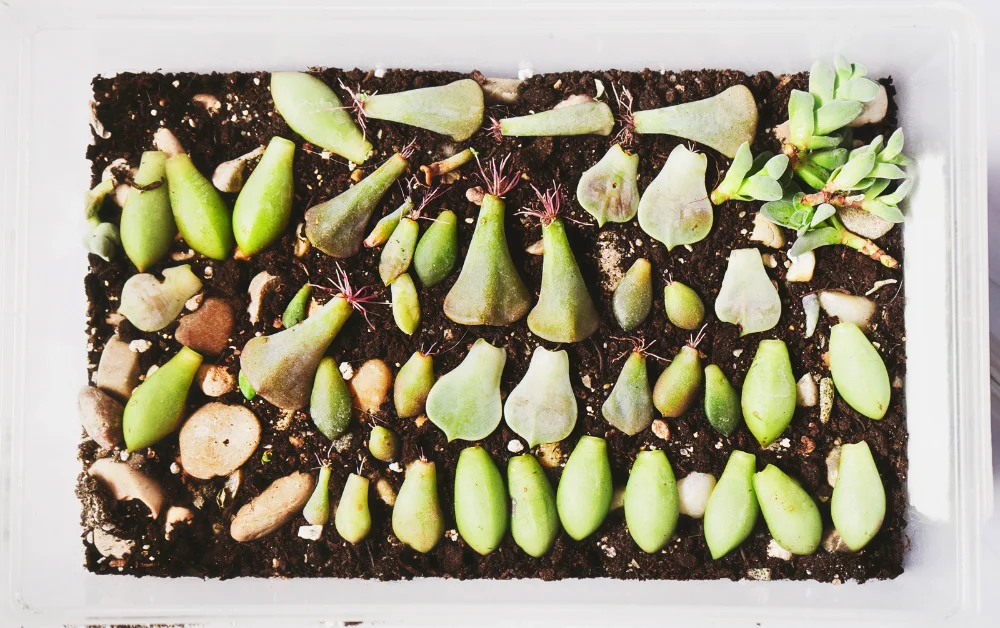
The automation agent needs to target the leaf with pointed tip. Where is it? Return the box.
[881,128,905,161]
[504,347,577,447]
[761,154,789,179]
[834,55,853,82]
[862,200,905,223]
[810,203,836,227]
[737,175,783,202]
[837,76,880,103]
[425,339,506,441]
[637,145,713,251]
[804,134,844,150]
[601,351,654,436]
[364,79,484,142]
[787,90,815,147]
[576,143,640,226]
[815,100,863,136]
[715,249,781,336]
[885,153,915,167]
[789,226,842,257]
[832,150,876,190]
[864,179,891,200]
[880,178,914,205]
[612,258,652,331]
[869,163,906,180]
[809,60,836,106]
[712,141,753,203]
[810,148,848,171]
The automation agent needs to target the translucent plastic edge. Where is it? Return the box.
[0,0,991,625]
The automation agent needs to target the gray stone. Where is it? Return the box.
[230,472,314,542]
[77,386,123,449]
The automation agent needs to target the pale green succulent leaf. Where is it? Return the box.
[804,134,844,150]
[879,178,914,205]
[787,90,815,146]
[810,203,836,227]
[837,76,880,103]
[814,100,863,136]
[761,154,789,179]
[809,148,848,171]
[832,150,877,190]
[864,178,891,200]
[789,227,841,257]
[881,128,905,161]
[869,163,907,180]
[809,60,836,106]
[862,200,905,223]
[737,175,783,202]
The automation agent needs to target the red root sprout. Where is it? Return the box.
[613,85,635,147]
[610,336,669,363]
[412,183,450,218]
[519,181,589,226]
[688,323,709,349]
[322,263,384,329]
[474,152,520,198]
[338,79,376,141]
[400,138,418,161]
[487,116,504,143]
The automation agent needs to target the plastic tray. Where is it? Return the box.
[0,0,991,625]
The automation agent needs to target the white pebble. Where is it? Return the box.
[170,462,181,474]
[677,472,716,518]
[507,440,525,453]
[374,67,387,78]
[732,349,743,357]
[388,462,402,473]
[767,539,793,561]
[517,68,534,80]
[297,525,323,541]
[129,339,152,353]
[339,362,354,380]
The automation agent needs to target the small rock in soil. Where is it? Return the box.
[196,364,236,397]
[88,458,165,518]
[349,359,393,414]
[247,271,278,325]
[164,506,195,540]
[796,373,817,407]
[536,442,564,468]
[376,477,397,506]
[93,528,134,559]
[767,538,793,561]
[826,446,842,488]
[179,402,262,479]
[677,472,716,518]
[822,528,851,553]
[93,334,140,400]
[77,386,123,449]
[651,419,671,441]
[175,298,235,356]
[230,471,314,542]
[298,524,323,540]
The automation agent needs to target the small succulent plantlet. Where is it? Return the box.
[413,209,459,287]
[831,441,886,551]
[637,145,713,251]
[365,197,412,249]
[240,267,373,410]
[454,446,508,555]
[123,347,203,450]
[335,472,372,544]
[762,187,900,268]
[270,72,372,164]
[369,425,400,462]
[741,340,796,447]
[662,275,705,331]
[303,465,332,526]
[829,322,890,419]
[507,454,559,557]
[753,465,822,555]
[797,130,914,224]
[709,141,788,205]
[703,450,759,559]
[232,136,296,256]
[394,349,435,418]
[522,183,600,343]
[653,329,705,418]
[504,346,577,447]
[612,258,652,331]
[444,155,532,325]
[310,357,353,440]
[576,143,640,226]
[714,248,781,335]
[780,56,881,188]
[282,283,313,328]
[119,264,203,332]
[425,338,506,441]
[495,94,614,138]
[601,340,656,436]
[305,143,415,259]
[420,148,476,185]
[380,185,448,285]
[630,85,758,158]
[390,272,421,335]
[703,364,741,436]
[392,458,444,553]
[344,78,484,142]
[556,436,613,541]
[624,450,679,553]
[165,153,234,260]
[238,370,256,400]
[120,151,175,271]
[82,177,121,261]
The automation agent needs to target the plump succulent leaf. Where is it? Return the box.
[425,339,506,441]
[714,249,781,336]
[602,351,654,435]
[504,347,577,447]
[632,85,758,158]
[612,258,653,331]
[364,79,484,142]
[576,143,640,226]
[637,145,713,250]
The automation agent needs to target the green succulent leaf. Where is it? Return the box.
[862,200,905,223]
[810,203,836,227]
[831,150,876,190]
[714,141,754,201]
[881,128,905,161]
[787,90,815,146]
[809,148,848,171]
[789,226,841,257]
[834,54,853,82]
[869,163,906,180]
[738,175,783,202]
[838,76,880,102]
[814,100,863,136]
[760,196,798,229]
[804,134,844,150]
[761,154,789,179]
[864,178,891,200]
[880,178,914,205]
[808,60,836,106]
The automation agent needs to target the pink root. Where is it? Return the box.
[474,152,520,198]
[400,138,418,161]
[487,116,504,143]
[413,183,450,217]
[338,79,375,142]
[610,336,668,362]
[328,263,383,329]
[517,181,563,226]
[688,323,709,349]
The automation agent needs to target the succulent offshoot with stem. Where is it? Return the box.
[496,94,615,138]
[709,141,788,205]
[419,147,476,185]
[305,142,416,258]
[443,154,532,326]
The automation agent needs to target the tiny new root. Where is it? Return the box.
[517,181,563,226]
[612,85,635,147]
[327,264,383,327]
[474,152,520,198]
[338,79,376,141]
[487,117,504,143]
[688,323,709,349]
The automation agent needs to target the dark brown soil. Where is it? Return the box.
[81,67,905,582]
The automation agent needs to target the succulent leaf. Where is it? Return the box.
[425,339,505,441]
[602,351,654,435]
[504,347,577,447]
[714,249,781,336]
[576,143,640,226]
[637,145,713,250]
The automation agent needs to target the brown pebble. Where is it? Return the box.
[349,359,393,414]
[651,419,671,441]
[799,436,815,455]
[77,386,124,449]
[175,298,235,356]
